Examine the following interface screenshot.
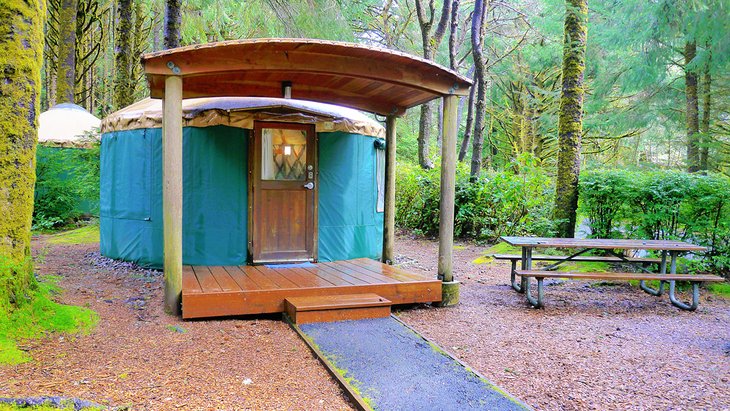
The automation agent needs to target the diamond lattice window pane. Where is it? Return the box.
[262,128,307,181]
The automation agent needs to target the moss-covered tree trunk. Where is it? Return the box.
[55,0,78,103]
[684,41,700,173]
[699,49,711,172]
[553,0,587,238]
[523,104,537,155]
[469,0,488,180]
[458,69,477,162]
[113,0,133,109]
[415,0,452,169]
[164,0,181,49]
[0,0,44,308]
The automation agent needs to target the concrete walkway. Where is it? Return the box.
[299,317,530,411]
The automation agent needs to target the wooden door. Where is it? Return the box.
[251,121,317,263]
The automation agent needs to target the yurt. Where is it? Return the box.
[36,103,101,217]
[39,103,101,146]
[99,97,386,268]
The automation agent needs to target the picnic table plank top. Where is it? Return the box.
[500,236,707,252]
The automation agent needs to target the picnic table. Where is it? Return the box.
[497,236,724,311]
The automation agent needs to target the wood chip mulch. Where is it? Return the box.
[0,239,353,410]
[393,234,730,411]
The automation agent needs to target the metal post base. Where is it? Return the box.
[640,280,666,296]
[524,277,544,308]
[669,281,700,311]
[510,260,524,293]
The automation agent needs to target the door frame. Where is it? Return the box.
[248,121,318,264]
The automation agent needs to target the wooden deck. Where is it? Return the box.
[181,258,442,319]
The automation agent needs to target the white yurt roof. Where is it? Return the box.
[101,97,385,138]
[38,103,101,147]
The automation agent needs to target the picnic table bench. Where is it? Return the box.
[492,254,662,292]
[499,236,725,311]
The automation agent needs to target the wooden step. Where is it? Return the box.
[285,293,392,324]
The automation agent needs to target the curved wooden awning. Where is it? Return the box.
[141,38,471,116]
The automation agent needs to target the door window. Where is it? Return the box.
[261,128,307,181]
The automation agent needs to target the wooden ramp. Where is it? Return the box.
[181,258,442,319]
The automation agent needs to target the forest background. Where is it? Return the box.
[36,0,730,278]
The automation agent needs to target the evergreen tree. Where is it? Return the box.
[0,0,44,307]
[469,0,488,179]
[56,0,79,103]
[685,40,700,172]
[554,0,587,238]
[114,0,134,109]
[415,0,452,169]
[164,0,181,49]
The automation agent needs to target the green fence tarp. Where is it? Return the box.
[100,127,382,267]
[36,145,99,216]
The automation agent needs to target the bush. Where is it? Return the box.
[579,169,730,277]
[577,170,631,238]
[395,154,556,241]
[33,144,100,230]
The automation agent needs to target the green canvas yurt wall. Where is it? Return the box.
[100,98,385,268]
[318,132,384,262]
[101,126,248,267]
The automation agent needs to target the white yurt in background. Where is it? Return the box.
[38,103,101,146]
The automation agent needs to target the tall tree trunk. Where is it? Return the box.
[164,0,181,49]
[56,0,78,103]
[437,99,443,149]
[418,104,435,168]
[699,48,711,172]
[685,40,700,172]
[448,0,460,71]
[415,0,452,169]
[553,0,588,238]
[0,0,44,306]
[114,0,133,109]
[469,0,488,179]
[458,69,477,162]
[524,102,540,156]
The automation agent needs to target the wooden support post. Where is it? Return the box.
[382,115,397,264]
[438,95,459,306]
[163,75,183,315]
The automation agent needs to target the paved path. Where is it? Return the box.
[299,317,530,411]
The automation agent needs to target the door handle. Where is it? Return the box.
[303,182,315,190]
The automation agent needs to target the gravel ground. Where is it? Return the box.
[393,232,730,411]
[0,239,353,410]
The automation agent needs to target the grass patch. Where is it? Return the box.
[166,325,187,333]
[0,403,104,410]
[473,242,521,264]
[46,224,99,245]
[708,282,730,297]
[628,279,730,296]
[0,276,98,365]
[553,261,611,273]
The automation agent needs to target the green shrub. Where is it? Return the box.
[579,170,730,278]
[578,170,631,238]
[395,154,556,241]
[33,144,100,230]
